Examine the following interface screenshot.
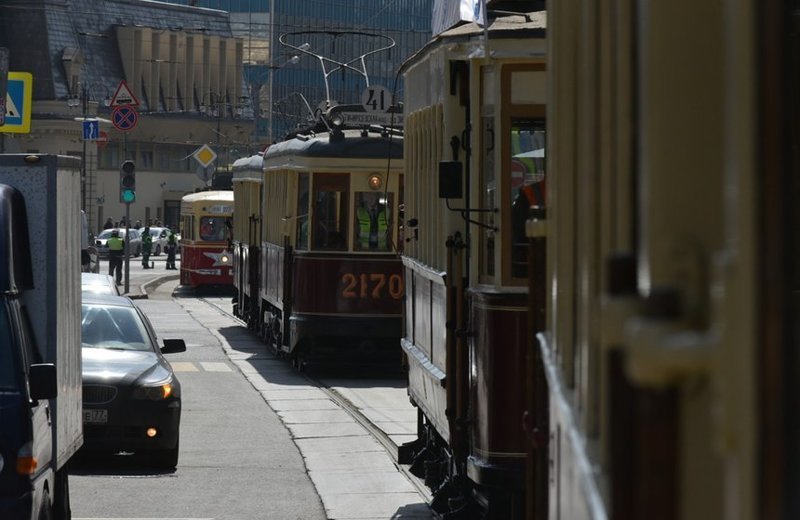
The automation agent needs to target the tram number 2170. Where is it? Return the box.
[341,273,403,300]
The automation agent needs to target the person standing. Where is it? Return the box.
[165,229,178,270]
[356,193,388,250]
[107,229,124,285]
[141,226,153,269]
[103,217,114,230]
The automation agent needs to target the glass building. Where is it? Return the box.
[161,0,433,141]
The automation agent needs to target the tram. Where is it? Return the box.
[179,190,234,288]
[230,30,406,367]
[541,2,794,519]
[399,1,799,519]
[396,9,547,518]
[231,120,404,367]
[231,152,263,327]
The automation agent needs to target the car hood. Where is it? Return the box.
[82,348,172,385]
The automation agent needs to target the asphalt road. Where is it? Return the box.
[69,271,327,520]
[72,261,432,519]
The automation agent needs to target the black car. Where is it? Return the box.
[80,293,185,468]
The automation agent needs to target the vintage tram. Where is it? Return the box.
[396,9,547,519]
[541,1,797,519]
[231,120,405,367]
[228,29,407,367]
[231,152,263,328]
[179,190,234,288]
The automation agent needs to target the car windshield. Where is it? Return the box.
[81,303,153,352]
[98,229,124,239]
[0,302,22,392]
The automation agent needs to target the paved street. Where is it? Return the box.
[72,264,432,519]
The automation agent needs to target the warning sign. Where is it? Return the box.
[110,80,139,107]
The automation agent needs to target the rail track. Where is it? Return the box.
[199,296,433,504]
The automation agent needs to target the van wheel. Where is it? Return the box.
[38,488,53,520]
[52,467,70,519]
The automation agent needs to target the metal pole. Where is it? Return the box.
[268,0,275,143]
[123,133,130,293]
[82,87,87,212]
[124,202,130,294]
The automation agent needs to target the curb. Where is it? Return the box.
[128,273,180,300]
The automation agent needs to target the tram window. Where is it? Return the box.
[312,173,349,251]
[296,173,309,250]
[354,192,393,251]
[510,119,546,278]
[199,216,230,241]
[480,115,496,278]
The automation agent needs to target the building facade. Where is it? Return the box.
[0,0,254,233]
[161,0,433,141]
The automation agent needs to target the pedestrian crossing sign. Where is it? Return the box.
[1,71,32,134]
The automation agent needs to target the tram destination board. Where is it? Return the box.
[340,111,404,127]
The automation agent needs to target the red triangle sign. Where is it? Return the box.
[110,80,140,107]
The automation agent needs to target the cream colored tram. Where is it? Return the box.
[397,9,547,518]
[231,152,263,326]
[544,2,793,520]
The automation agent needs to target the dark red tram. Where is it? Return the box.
[231,124,405,366]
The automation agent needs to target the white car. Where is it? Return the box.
[147,227,171,256]
[96,228,142,258]
[81,272,121,295]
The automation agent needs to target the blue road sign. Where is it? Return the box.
[1,71,32,133]
[83,119,99,141]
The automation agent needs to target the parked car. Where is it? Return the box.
[147,227,171,256]
[81,272,120,295]
[95,228,142,258]
[80,293,186,468]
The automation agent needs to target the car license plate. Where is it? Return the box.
[83,409,108,424]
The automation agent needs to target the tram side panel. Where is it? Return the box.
[289,254,403,358]
[401,260,449,440]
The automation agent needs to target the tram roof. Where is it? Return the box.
[401,10,547,73]
[181,190,234,203]
[263,129,403,162]
[231,153,264,183]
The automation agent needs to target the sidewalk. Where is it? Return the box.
[136,276,433,519]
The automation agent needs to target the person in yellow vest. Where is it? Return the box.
[107,229,125,285]
[356,193,388,250]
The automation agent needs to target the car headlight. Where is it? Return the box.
[133,382,175,400]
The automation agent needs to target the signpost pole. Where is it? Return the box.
[124,202,130,294]
[123,132,130,294]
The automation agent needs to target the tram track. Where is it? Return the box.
[199,296,433,504]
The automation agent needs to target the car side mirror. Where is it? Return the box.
[161,338,187,354]
[29,363,57,401]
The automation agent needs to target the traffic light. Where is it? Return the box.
[119,160,136,203]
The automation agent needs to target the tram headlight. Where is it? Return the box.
[220,252,230,264]
[368,174,383,190]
